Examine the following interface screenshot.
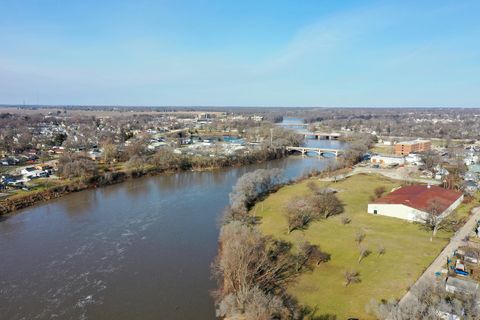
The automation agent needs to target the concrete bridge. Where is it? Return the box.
[297,131,342,140]
[286,146,343,157]
[279,123,309,127]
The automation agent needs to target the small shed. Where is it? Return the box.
[445,277,479,296]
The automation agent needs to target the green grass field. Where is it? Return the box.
[369,145,395,155]
[253,174,466,319]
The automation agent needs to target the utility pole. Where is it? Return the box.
[270,128,273,146]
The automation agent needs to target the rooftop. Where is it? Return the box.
[446,277,479,294]
[373,185,463,213]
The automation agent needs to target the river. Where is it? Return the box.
[0,120,345,320]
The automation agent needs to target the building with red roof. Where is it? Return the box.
[367,185,464,222]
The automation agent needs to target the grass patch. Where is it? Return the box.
[4,178,67,200]
[370,145,395,155]
[430,138,470,148]
[253,173,458,319]
[446,192,480,224]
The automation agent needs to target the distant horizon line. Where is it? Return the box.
[1,104,479,110]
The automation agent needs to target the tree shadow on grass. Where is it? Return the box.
[302,305,337,320]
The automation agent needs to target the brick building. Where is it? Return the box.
[394,139,431,155]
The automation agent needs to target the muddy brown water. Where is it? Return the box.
[0,140,344,320]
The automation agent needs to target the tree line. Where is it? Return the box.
[213,169,346,319]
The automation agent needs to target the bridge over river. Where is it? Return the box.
[286,146,344,157]
[297,131,342,140]
[279,124,342,140]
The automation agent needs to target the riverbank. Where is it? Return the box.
[0,148,289,216]
[0,149,339,320]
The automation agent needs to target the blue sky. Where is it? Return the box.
[1,0,479,107]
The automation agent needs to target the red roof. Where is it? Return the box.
[373,185,463,213]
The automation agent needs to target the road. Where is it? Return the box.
[397,206,480,308]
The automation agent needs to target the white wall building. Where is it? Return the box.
[371,155,405,166]
[405,153,422,164]
[367,185,464,222]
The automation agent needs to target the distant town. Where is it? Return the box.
[2,106,480,319]
[3,1,480,319]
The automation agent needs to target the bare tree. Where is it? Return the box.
[343,270,361,287]
[367,280,480,320]
[102,142,117,164]
[443,158,467,190]
[150,148,180,170]
[358,246,371,263]
[57,153,98,182]
[306,180,320,193]
[284,197,313,233]
[299,242,331,267]
[229,169,283,213]
[355,231,366,246]
[213,221,303,320]
[419,199,443,242]
[216,286,291,320]
[125,154,148,174]
[308,189,344,219]
[377,245,386,257]
[341,215,351,225]
[374,186,387,199]
[422,151,442,171]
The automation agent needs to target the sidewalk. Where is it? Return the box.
[397,207,480,307]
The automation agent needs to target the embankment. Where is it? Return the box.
[0,149,288,216]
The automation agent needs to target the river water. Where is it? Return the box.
[0,120,344,320]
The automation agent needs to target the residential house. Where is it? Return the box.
[89,150,103,161]
[464,180,479,194]
[147,141,167,151]
[445,277,479,296]
[468,164,480,174]
[250,115,264,122]
[464,171,479,182]
[435,167,450,180]
[21,167,45,179]
[420,170,434,179]
[0,158,16,166]
[464,154,479,166]
[405,153,423,165]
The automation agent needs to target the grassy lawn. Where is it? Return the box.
[430,138,470,148]
[446,192,480,223]
[4,178,67,200]
[370,145,395,155]
[253,173,461,319]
